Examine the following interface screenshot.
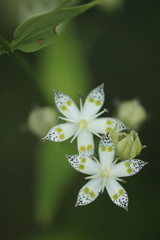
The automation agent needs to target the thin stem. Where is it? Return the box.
[0,35,11,53]
[9,52,49,103]
[9,52,37,81]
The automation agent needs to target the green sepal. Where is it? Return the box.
[116,131,145,160]
[110,123,119,146]
[116,131,134,159]
[130,132,142,158]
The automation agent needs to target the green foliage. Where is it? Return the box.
[34,141,77,226]
[37,22,91,105]
[34,22,91,226]
[9,0,102,53]
[22,228,88,240]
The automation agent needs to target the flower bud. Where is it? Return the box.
[27,107,57,138]
[115,99,147,130]
[102,0,125,12]
[110,124,146,160]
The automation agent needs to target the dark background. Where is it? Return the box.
[0,0,159,239]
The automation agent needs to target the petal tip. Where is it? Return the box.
[54,90,62,99]
[54,90,59,95]
[98,83,104,90]
[125,206,128,211]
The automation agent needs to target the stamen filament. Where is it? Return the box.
[112,176,127,183]
[69,129,81,144]
[90,109,108,121]
[108,158,120,171]
[85,174,101,180]
[92,156,103,171]
[88,128,102,138]
[101,178,106,193]
[58,116,77,123]
[112,158,119,166]
[79,97,83,112]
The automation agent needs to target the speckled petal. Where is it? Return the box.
[111,159,148,178]
[66,154,100,175]
[82,84,105,119]
[43,123,77,142]
[105,178,128,211]
[99,133,115,168]
[75,178,102,206]
[54,90,80,121]
[88,117,128,134]
[77,129,94,155]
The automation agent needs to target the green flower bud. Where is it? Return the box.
[102,0,125,12]
[115,99,147,130]
[27,107,57,138]
[110,124,146,160]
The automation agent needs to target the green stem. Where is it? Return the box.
[9,51,49,104]
[0,35,11,53]
[9,52,37,80]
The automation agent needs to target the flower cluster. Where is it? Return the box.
[43,84,147,210]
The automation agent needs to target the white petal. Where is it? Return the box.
[66,154,100,175]
[75,178,102,206]
[43,123,77,142]
[99,133,115,168]
[77,129,94,155]
[88,117,128,134]
[111,159,148,178]
[82,84,105,119]
[54,90,80,121]
[105,178,128,210]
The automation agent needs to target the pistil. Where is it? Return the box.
[79,119,88,129]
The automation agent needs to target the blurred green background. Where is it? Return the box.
[0,0,159,239]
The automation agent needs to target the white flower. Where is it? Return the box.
[66,133,147,210]
[43,84,127,154]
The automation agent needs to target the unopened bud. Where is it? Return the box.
[110,124,146,160]
[102,0,125,12]
[115,99,147,130]
[27,107,57,138]
[117,131,146,160]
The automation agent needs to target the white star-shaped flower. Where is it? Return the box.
[43,84,127,154]
[66,133,147,210]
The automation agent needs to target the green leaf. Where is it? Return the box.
[11,0,103,52]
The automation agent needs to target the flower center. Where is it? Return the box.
[101,170,109,178]
[79,119,87,130]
